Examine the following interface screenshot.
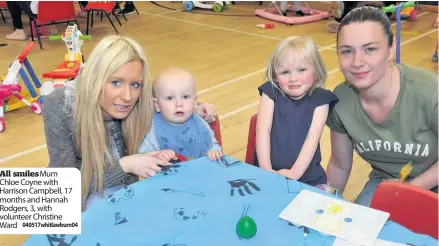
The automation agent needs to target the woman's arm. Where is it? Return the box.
[194,101,216,123]
[409,95,438,189]
[286,104,329,179]
[409,87,438,189]
[255,93,274,171]
[326,130,354,191]
[42,91,81,170]
[409,161,438,190]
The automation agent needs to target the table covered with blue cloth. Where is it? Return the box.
[24,156,438,246]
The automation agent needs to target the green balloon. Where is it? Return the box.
[236,216,257,239]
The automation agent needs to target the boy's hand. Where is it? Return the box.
[207,149,223,161]
[157,149,176,162]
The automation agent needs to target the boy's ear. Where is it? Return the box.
[153,98,160,112]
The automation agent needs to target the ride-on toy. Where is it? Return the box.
[183,1,230,12]
[38,23,91,103]
[0,42,42,132]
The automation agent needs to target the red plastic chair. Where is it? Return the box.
[82,1,121,35]
[209,116,222,147]
[245,114,258,165]
[370,181,438,239]
[29,1,78,49]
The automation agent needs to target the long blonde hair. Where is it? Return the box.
[265,36,327,95]
[74,35,153,209]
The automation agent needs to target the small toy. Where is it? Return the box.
[0,42,42,132]
[236,204,257,239]
[183,1,230,12]
[399,6,416,20]
[169,153,188,164]
[256,23,275,29]
[38,23,91,103]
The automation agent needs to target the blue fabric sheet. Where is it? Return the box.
[24,156,438,246]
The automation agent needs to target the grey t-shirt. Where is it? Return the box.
[327,64,438,180]
[42,86,138,198]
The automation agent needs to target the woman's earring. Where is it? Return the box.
[388,58,395,67]
[339,67,342,71]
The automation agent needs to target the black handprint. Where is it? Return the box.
[228,179,260,196]
[158,164,181,176]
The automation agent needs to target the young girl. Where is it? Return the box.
[255,36,339,186]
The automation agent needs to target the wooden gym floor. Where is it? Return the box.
[0,2,437,245]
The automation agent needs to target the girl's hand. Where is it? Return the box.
[157,149,176,161]
[195,102,217,123]
[276,169,294,179]
[120,151,171,178]
[207,150,223,161]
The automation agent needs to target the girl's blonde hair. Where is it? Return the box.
[74,35,153,209]
[265,36,327,95]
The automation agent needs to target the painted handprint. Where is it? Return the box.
[228,179,261,196]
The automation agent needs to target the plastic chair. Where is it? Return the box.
[370,181,438,239]
[245,114,257,165]
[209,116,222,147]
[82,1,122,35]
[29,1,79,49]
[117,1,139,15]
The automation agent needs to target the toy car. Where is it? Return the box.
[183,1,230,12]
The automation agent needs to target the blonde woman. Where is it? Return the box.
[255,36,339,186]
[42,35,217,211]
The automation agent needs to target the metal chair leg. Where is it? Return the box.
[0,10,5,23]
[105,13,118,34]
[113,12,122,26]
[35,24,43,49]
[86,11,90,34]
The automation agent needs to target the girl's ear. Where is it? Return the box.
[153,98,160,112]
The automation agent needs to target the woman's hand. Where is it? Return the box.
[120,151,171,178]
[195,102,217,123]
[157,149,176,161]
[207,149,223,161]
